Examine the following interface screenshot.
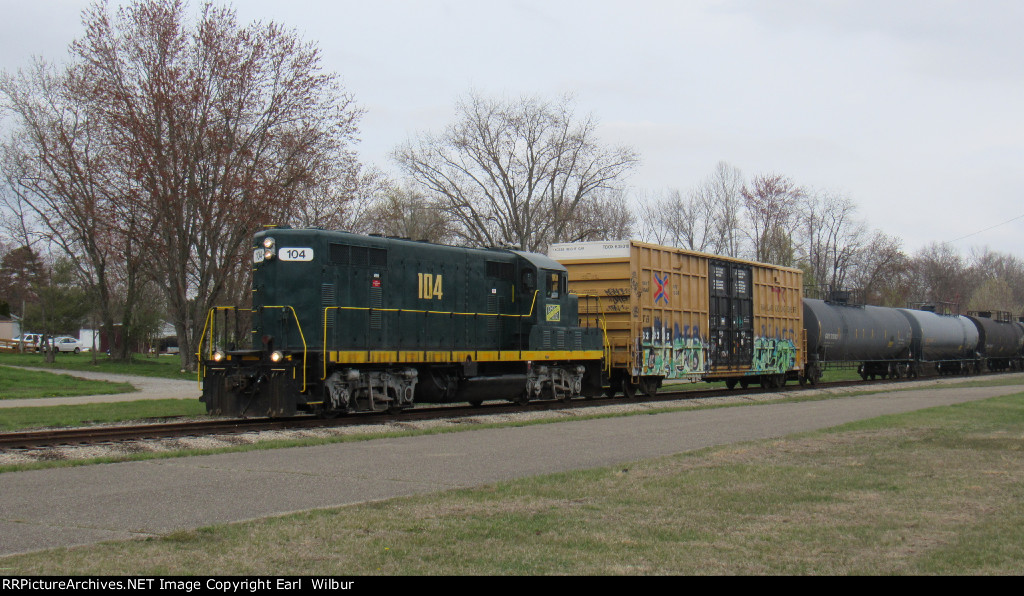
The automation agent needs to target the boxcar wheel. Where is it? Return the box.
[639,377,659,397]
[622,378,637,400]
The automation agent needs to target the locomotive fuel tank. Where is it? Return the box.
[802,298,912,363]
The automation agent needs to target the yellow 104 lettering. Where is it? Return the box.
[417,273,443,300]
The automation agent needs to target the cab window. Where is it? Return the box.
[546,271,564,298]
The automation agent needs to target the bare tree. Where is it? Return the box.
[798,190,866,289]
[393,92,638,251]
[0,58,151,360]
[558,187,634,244]
[704,161,746,257]
[907,243,969,307]
[742,174,804,265]
[362,183,455,243]
[288,157,371,232]
[69,0,363,369]
[965,248,1024,313]
[847,230,906,306]
[636,188,714,251]
[635,189,675,245]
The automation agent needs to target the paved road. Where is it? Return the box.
[1,382,1021,557]
[0,366,200,408]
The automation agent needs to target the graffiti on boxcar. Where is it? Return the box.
[635,318,709,378]
[603,287,630,312]
[751,334,797,374]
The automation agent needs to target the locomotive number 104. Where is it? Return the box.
[418,273,444,300]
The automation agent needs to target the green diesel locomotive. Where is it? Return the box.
[199,227,606,417]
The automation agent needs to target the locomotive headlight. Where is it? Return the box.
[262,237,276,249]
[262,237,276,260]
[270,350,284,363]
[212,350,225,363]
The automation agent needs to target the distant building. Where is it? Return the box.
[0,314,21,341]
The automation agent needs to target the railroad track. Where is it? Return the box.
[0,374,981,450]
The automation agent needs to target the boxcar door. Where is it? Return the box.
[708,260,753,369]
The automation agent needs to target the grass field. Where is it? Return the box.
[0,351,193,380]
[2,378,1023,574]
[0,399,207,432]
[0,366,136,401]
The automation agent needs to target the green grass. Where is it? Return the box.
[3,390,1023,574]
[0,366,136,400]
[0,399,206,432]
[0,351,194,380]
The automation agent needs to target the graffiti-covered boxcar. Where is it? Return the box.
[549,240,805,396]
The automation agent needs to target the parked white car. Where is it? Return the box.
[48,336,85,353]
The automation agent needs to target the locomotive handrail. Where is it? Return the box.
[197,306,240,389]
[261,305,308,392]
[197,305,308,393]
[320,291,542,381]
[573,293,612,374]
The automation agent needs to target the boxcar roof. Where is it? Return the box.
[548,239,803,274]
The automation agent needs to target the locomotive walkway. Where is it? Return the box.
[1,378,1023,557]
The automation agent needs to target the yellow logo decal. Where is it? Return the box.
[546,304,561,322]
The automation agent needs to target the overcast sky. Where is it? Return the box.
[2,0,1022,257]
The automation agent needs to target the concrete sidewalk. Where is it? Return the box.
[0,366,200,407]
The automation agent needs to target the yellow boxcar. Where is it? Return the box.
[549,240,805,395]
